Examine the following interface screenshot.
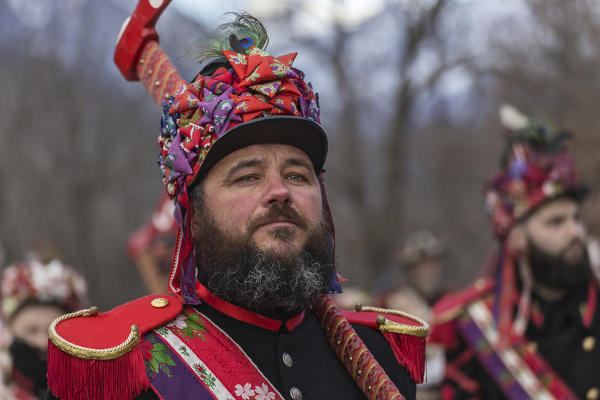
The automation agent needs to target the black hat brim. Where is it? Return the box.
[192,116,328,185]
[517,184,589,224]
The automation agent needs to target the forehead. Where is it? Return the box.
[11,303,65,326]
[208,143,314,175]
[529,197,579,221]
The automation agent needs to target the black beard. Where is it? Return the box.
[527,237,591,291]
[192,204,335,320]
[9,338,48,397]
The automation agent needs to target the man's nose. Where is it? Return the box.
[262,174,291,207]
[31,331,50,352]
[568,218,586,240]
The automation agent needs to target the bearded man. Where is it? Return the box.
[431,105,600,399]
[44,3,428,400]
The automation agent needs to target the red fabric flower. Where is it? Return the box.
[141,339,154,361]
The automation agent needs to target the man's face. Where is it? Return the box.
[524,197,588,289]
[525,198,586,264]
[190,143,334,316]
[407,258,443,302]
[201,143,323,254]
[10,303,65,351]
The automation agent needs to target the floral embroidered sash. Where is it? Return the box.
[142,306,285,400]
[457,299,578,399]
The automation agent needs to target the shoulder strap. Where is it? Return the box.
[312,295,415,400]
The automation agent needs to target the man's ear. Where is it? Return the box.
[319,169,326,183]
[507,225,527,255]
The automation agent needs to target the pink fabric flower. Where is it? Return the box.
[254,383,275,400]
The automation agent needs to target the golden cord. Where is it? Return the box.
[48,306,141,360]
[354,304,430,337]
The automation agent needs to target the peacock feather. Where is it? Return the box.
[189,12,269,65]
[512,118,568,151]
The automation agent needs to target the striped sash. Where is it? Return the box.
[143,306,285,400]
[457,299,578,399]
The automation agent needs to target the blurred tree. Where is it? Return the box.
[1,0,598,308]
[272,0,475,285]
[0,1,207,308]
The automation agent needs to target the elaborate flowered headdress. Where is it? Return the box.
[159,14,324,196]
[115,9,339,304]
[0,258,88,320]
[485,104,587,238]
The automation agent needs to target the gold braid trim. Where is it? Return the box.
[372,372,388,399]
[360,360,378,389]
[354,304,430,338]
[48,307,141,360]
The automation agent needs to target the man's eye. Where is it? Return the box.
[546,217,564,227]
[286,173,307,182]
[233,175,258,183]
[24,325,39,335]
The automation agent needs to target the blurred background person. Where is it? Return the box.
[331,286,373,310]
[0,256,87,399]
[431,105,599,399]
[0,241,9,400]
[127,193,177,294]
[376,230,447,399]
[377,230,446,322]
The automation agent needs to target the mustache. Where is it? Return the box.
[247,205,309,233]
[563,238,586,253]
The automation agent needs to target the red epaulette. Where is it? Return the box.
[429,278,494,349]
[433,278,494,324]
[47,294,183,400]
[341,304,429,384]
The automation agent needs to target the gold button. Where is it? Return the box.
[587,387,599,400]
[526,341,538,353]
[151,297,169,308]
[583,336,596,352]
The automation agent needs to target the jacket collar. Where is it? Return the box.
[196,283,305,332]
